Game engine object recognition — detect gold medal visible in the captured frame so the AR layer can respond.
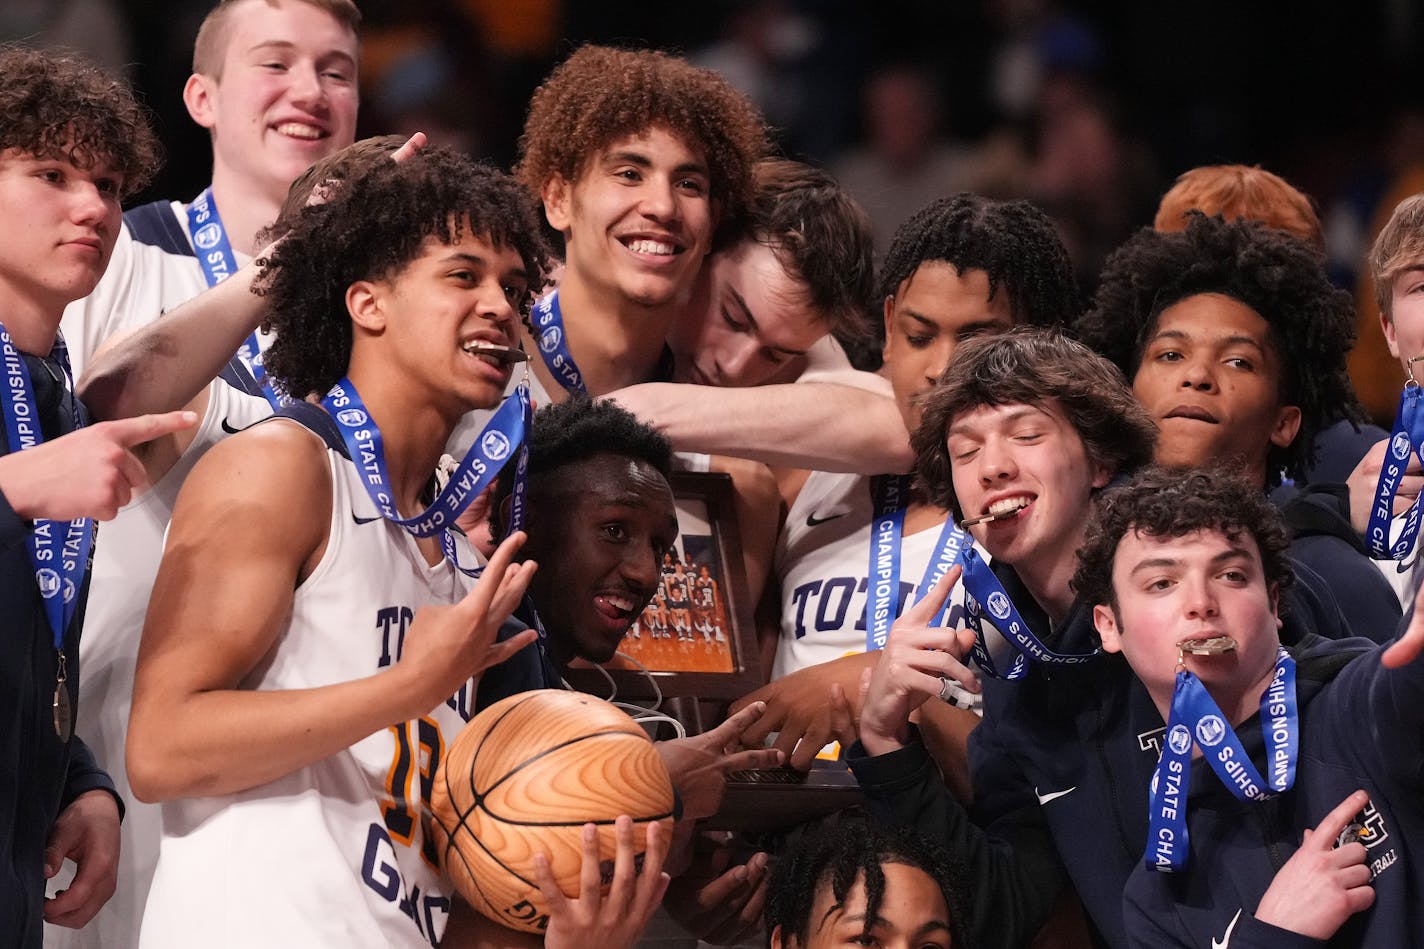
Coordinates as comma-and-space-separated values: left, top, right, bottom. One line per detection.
1176, 635, 1238, 656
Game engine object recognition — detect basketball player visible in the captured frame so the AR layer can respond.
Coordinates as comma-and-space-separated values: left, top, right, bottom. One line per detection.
666, 562, 694, 643
765, 817, 969, 949
51, 6, 360, 944
0, 44, 185, 948
123, 149, 599, 947
730, 195, 1079, 780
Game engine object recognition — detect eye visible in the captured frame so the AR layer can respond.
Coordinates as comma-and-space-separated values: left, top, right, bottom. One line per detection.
759, 348, 786, 365
947, 441, 978, 463
36, 168, 63, 184
1223, 356, 1255, 371
906, 333, 933, 349
614, 167, 642, 183
1012, 430, 1044, 444
94, 176, 121, 196
448, 269, 474, 284
322, 68, 353, 82
721, 308, 749, 332
602, 523, 629, 542
260, 61, 288, 72
1146, 577, 1175, 592
503, 283, 527, 304
1220, 568, 1248, 583
1154, 349, 1183, 363
675, 176, 707, 196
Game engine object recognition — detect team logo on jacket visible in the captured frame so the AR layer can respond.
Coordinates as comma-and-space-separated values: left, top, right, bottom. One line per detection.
1167, 724, 1193, 755
1391, 431, 1411, 461
337, 408, 368, 427
986, 591, 1012, 621
1194, 715, 1226, 747
481, 430, 512, 461
1337, 800, 1390, 850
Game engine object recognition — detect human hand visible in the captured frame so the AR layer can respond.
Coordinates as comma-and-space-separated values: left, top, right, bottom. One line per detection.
1346, 436, 1424, 536
858, 566, 977, 757
0, 410, 196, 521
1255, 789, 1375, 939
662, 833, 769, 945
43, 790, 120, 928
654, 702, 783, 821
1383, 596, 1424, 668
539, 816, 671, 949
391, 131, 428, 163
729, 652, 879, 770
396, 531, 537, 717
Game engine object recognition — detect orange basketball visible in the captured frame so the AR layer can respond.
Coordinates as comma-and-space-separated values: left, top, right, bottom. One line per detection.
429, 689, 675, 933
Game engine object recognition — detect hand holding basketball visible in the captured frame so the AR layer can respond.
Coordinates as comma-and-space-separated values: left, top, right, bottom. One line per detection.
539, 816, 670, 949
394, 531, 537, 718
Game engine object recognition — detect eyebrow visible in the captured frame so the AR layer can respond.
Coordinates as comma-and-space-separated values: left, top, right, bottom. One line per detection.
246, 40, 357, 69
603, 150, 709, 179
1147, 327, 1268, 356
440, 252, 527, 282
726, 286, 810, 358
1126, 546, 1255, 576
947, 404, 1047, 438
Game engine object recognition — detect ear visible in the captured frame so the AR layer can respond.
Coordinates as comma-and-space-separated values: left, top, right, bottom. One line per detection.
542, 174, 573, 233
881, 294, 896, 363
769, 924, 787, 949
1094, 602, 1123, 653
182, 73, 218, 130
1268, 404, 1303, 450
1090, 460, 1114, 491
1268, 581, 1283, 634
345, 280, 387, 334
1381, 306, 1401, 360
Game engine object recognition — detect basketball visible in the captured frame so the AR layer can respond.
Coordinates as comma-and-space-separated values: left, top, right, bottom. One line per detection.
429, 689, 676, 933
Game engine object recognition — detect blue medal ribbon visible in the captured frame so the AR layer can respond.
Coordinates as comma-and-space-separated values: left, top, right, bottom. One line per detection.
1145, 647, 1297, 872
0, 326, 95, 676
321, 377, 529, 573
186, 189, 286, 409
1365, 383, 1424, 561
960, 548, 1097, 679
529, 290, 587, 396
864, 475, 911, 651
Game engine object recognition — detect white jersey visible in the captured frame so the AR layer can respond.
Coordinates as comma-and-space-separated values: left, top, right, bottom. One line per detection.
48, 200, 270, 949
59, 199, 249, 377
774, 470, 981, 710
140, 412, 477, 948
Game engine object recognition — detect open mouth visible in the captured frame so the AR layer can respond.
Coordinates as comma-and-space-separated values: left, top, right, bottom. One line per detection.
621, 236, 679, 257
961, 495, 1033, 528
274, 121, 327, 141
594, 591, 643, 622
461, 339, 527, 365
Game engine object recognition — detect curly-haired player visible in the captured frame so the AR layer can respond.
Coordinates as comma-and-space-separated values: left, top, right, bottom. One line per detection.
126, 149, 669, 948
765, 816, 972, 949
0, 44, 184, 948
1074, 466, 1424, 949
513, 44, 767, 403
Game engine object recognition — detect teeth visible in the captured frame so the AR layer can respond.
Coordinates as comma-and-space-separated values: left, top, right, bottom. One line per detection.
275, 122, 323, 140
605, 594, 637, 613
988, 497, 1030, 516
462, 340, 498, 353
626, 239, 674, 256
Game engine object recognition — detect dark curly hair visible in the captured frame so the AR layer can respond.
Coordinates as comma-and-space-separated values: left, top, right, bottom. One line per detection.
1074, 212, 1366, 484
492, 395, 672, 538
878, 194, 1080, 329
256, 146, 551, 399
514, 45, 767, 227
741, 158, 875, 341
258, 134, 406, 245
765, 815, 972, 949
1072, 466, 1294, 611
0, 43, 161, 199
914, 327, 1156, 514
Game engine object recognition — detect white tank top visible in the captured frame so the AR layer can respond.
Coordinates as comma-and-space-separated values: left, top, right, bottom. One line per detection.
140, 413, 478, 948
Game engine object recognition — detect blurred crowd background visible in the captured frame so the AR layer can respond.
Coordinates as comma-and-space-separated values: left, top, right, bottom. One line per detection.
9, 0, 1424, 420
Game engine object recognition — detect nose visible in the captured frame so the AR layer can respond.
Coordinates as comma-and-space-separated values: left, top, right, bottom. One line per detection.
638, 175, 678, 223
70, 179, 110, 226
977, 435, 1018, 485
1182, 575, 1219, 620
715, 337, 760, 387
623, 544, 662, 592
925, 338, 954, 385
477, 280, 519, 340
288, 62, 329, 112
1177, 355, 1215, 391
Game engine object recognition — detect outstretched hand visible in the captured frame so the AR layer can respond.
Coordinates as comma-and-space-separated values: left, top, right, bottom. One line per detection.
0, 410, 197, 521
654, 701, 783, 821
397, 530, 537, 717
858, 565, 977, 756
728, 652, 878, 770
1254, 789, 1375, 939
539, 817, 671, 949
